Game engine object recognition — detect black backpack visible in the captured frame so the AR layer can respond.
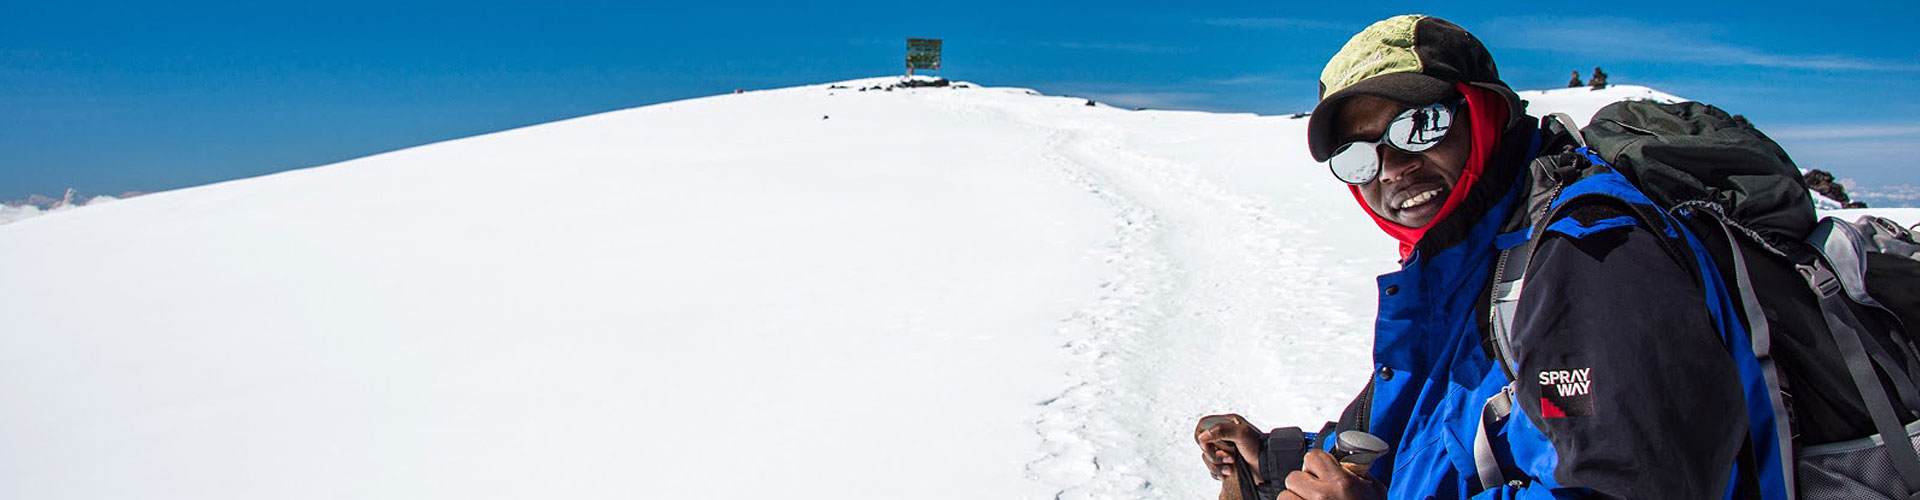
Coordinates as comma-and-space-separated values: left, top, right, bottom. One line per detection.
1485, 100, 1920, 499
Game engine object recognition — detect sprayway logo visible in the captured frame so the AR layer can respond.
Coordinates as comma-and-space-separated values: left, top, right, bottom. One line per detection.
1537, 367, 1595, 418
1538, 368, 1591, 397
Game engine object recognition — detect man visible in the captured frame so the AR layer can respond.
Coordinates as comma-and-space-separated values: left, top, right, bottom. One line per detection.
1195, 15, 1753, 499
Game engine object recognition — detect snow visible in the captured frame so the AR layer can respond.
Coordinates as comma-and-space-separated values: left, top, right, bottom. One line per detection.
1811, 189, 1848, 210
0, 204, 45, 224
1821, 208, 1920, 227
0, 76, 1911, 499
1516, 84, 1686, 126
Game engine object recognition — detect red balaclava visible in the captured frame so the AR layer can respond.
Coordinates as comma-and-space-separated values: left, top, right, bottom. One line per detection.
1348, 82, 1511, 259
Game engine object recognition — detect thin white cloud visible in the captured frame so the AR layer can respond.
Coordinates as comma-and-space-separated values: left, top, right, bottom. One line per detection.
1768, 136, 1918, 187
1849, 183, 1920, 202
1478, 16, 1920, 72
1199, 17, 1350, 31
1769, 125, 1920, 140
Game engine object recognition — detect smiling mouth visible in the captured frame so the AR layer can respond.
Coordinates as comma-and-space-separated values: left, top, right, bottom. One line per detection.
1397, 187, 1445, 210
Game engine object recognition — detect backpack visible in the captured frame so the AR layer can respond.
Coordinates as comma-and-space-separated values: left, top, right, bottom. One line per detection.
1479, 100, 1920, 499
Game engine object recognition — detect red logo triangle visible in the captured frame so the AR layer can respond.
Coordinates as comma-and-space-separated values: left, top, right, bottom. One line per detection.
1540, 398, 1567, 418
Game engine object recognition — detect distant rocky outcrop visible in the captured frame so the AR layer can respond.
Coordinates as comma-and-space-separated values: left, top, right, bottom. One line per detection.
897, 77, 950, 88
858, 77, 952, 92
17, 193, 68, 208
5, 189, 145, 209
1, 189, 145, 225
1805, 170, 1868, 208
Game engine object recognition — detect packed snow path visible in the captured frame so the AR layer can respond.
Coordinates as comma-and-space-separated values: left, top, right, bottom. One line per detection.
7, 77, 1850, 499
933, 90, 1383, 499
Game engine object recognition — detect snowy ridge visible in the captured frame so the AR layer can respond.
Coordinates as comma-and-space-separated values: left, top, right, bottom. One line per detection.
2, 77, 1912, 500
1516, 84, 1686, 126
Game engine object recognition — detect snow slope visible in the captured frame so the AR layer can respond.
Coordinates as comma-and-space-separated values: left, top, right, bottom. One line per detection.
1, 78, 1898, 499
1517, 84, 1685, 126
1, 76, 1378, 500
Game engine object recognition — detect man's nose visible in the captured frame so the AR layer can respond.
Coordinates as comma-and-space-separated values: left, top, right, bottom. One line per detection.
1376, 146, 1421, 183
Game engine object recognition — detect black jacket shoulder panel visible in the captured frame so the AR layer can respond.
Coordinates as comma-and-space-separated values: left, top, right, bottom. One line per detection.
1509, 208, 1748, 499
1512, 204, 1758, 496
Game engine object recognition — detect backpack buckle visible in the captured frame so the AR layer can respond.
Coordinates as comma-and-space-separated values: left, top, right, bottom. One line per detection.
1798, 263, 1843, 299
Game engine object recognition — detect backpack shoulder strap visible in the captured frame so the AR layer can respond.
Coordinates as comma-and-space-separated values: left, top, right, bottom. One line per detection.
1486, 235, 1531, 380
1687, 207, 1798, 495
1475, 230, 1533, 491
1484, 113, 1586, 378
1543, 112, 1586, 149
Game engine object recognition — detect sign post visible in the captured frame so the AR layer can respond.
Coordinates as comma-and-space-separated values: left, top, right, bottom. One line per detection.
906, 38, 942, 76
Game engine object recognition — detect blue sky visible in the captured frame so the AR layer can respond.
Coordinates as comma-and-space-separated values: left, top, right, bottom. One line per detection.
4, 1, 1917, 203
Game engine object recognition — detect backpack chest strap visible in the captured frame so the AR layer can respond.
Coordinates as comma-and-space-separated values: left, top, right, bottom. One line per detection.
1474, 383, 1518, 490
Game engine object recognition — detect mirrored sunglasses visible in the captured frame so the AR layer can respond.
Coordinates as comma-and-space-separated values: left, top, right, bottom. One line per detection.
1326, 100, 1461, 185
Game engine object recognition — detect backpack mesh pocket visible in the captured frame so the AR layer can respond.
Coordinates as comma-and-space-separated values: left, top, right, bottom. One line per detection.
1798, 421, 1920, 499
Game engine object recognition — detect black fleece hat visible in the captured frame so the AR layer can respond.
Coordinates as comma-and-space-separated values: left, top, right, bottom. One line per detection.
1306, 15, 1522, 162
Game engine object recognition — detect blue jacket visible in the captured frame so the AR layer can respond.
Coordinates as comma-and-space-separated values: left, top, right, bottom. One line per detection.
1294, 128, 1785, 499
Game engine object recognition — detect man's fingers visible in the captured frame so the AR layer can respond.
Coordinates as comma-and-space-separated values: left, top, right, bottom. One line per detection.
1196, 414, 1247, 437
1197, 414, 1267, 487
1197, 424, 1250, 446
1284, 469, 1322, 498
1300, 449, 1348, 480
1288, 450, 1380, 499
1202, 450, 1238, 479
1199, 450, 1223, 478
1196, 426, 1219, 443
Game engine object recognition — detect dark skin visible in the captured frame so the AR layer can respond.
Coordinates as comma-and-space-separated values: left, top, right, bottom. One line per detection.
1195, 414, 1384, 500
1192, 96, 1474, 499
1339, 95, 1474, 229
1194, 413, 1265, 478
1280, 451, 1386, 500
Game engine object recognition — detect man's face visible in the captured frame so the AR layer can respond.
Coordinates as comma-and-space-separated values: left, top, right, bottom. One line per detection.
1333, 95, 1474, 228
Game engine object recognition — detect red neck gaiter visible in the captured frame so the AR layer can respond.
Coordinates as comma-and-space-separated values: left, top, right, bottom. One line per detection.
1348, 82, 1510, 259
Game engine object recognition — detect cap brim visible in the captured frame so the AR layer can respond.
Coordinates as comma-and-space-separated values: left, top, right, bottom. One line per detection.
1306, 72, 1456, 162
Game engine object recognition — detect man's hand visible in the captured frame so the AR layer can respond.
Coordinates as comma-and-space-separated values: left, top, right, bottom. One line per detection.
1194, 413, 1264, 481
1279, 450, 1385, 500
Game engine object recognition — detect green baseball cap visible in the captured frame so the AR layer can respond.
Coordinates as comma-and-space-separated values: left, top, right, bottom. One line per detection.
1306, 15, 1522, 162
